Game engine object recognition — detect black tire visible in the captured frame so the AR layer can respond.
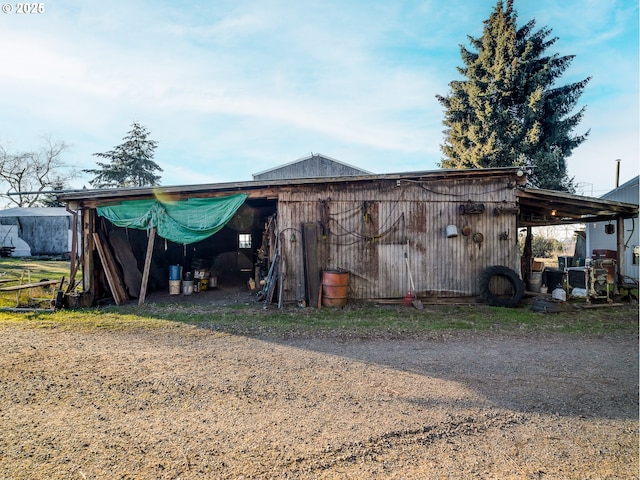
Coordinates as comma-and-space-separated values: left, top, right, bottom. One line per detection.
530, 297, 565, 313
479, 265, 525, 307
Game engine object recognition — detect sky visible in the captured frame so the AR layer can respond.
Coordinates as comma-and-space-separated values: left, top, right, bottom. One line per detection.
0, 0, 638, 198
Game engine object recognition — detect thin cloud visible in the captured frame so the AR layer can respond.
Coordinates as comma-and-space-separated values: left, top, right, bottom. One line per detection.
0, 0, 636, 193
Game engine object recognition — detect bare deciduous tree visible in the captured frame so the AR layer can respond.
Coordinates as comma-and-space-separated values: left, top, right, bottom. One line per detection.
0, 137, 78, 207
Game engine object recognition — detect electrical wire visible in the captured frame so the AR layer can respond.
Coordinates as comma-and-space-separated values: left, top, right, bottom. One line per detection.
400, 178, 511, 197
625, 216, 635, 248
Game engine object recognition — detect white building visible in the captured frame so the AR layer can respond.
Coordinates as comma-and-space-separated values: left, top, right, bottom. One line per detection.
586, 176, 639, 280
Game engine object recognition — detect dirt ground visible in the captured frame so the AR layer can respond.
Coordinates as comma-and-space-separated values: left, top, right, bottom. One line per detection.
0, 300, 638, 479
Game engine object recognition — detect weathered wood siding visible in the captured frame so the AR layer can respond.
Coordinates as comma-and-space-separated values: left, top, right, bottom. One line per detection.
277, 175, 520, 302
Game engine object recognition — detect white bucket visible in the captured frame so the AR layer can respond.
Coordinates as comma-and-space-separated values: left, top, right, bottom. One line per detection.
169, 280, 181, 295
552, 287, 566, 302
446, 225, 458, 238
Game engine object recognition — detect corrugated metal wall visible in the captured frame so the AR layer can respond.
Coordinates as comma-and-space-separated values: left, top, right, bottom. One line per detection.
277, 175, 521, 302
254, 156, 368, 181
0, 216, 71, 255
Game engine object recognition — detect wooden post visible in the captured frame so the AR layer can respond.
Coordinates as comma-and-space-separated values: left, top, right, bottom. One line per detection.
521, 226, 533, 285
83, 209, 95, 295
66, 207, 78, 294
302, 223, 321, 308
617, 216, 625, 278
138, 227, 156, 305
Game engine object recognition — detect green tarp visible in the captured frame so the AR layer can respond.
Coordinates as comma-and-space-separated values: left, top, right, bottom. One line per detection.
96, 194, 248, 244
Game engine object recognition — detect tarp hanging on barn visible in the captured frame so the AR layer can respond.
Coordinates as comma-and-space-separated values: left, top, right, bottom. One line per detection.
96, 194, 248, 244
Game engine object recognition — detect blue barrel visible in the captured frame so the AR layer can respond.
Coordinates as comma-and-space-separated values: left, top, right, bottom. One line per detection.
169, 265, 181, 280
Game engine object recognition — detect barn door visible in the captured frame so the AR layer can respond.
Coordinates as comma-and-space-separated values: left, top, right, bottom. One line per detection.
377, 244, 406, 298
237, 233, 254, 273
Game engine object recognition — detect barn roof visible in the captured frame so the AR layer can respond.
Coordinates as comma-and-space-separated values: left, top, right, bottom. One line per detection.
252, 153, 371, 180
57, 166, 524, 204
56, 166, 638, 227
516, 187, 638, 226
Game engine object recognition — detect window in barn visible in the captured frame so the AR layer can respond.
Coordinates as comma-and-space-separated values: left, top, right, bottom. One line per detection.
239, 233, 252, 249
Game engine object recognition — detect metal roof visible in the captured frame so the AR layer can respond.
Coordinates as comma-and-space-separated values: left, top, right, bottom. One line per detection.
600, 175, 639, 203
55, 166, 638, 227
0, 207, 71, 217
516, 187, 638, 226
57, 166, 526, 204
251, 153, 372, 178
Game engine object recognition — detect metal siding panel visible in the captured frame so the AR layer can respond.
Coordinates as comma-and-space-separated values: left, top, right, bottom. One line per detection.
254, 156, 369, 180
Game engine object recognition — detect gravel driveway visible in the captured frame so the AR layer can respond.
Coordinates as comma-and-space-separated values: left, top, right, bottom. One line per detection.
0, 322, 637, 479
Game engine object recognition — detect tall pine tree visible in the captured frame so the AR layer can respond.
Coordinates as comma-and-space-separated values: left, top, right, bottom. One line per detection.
436, 0, 590, 191
84, 122, 162, 188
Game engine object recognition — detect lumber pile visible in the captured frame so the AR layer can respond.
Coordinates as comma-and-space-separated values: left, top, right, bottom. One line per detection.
93, 232, 128, 305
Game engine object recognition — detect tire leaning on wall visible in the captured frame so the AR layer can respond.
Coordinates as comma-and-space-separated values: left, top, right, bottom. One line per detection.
479, 265, 526, 307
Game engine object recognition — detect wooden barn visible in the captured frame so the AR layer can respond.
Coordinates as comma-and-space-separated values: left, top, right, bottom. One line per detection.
56, 166, 638, 307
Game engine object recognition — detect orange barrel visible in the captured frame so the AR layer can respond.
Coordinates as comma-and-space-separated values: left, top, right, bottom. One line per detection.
321, 270, 349, 307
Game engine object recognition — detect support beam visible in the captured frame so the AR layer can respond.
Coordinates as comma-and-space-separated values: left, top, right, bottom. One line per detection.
138, 227, 156, 305
617, 216, 625, 277
83, 209, 95, 295
66, 207, 78, 294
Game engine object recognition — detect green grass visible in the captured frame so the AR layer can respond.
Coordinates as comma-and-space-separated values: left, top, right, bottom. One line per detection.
0, 257, 69, 281
0, 301, 636, 337
42, 300, 634, 337
0, 258, 636, 337
0, 258, 74, 308
0, 300, 636, 337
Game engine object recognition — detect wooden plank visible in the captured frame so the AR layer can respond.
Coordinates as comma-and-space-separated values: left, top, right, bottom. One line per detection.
277, 248, 284, 309
0, 307, 60, 312
302, 222, 321, 308
266, 253, 279, 305
265, 234, 280, 305
92, 232, 126, 305
0, 279, 60, 292
107, 229, 143, 298
365, 296, 480, 305
83, 208, 95, 295
66, 209, 78, 294
138, 227, 156, 306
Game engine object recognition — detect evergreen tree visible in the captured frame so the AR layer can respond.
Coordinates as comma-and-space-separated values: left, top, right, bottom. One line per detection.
84, 122, 162, 188
436, 0, 590, 192
40, 179, 66, 207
